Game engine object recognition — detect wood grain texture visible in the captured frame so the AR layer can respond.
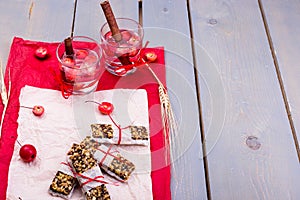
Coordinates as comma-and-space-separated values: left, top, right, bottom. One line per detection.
0, 0, 31, 67
143, 0, 208, 199
74, 0, 138, 41
190, 0, 300, 199
0, 0, 75, 67
260, 0, 300, 157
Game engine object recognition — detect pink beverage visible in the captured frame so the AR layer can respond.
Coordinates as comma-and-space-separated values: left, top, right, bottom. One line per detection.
59, 49, 101, 94
56, 36, 102, 96
100, 18, 144, 76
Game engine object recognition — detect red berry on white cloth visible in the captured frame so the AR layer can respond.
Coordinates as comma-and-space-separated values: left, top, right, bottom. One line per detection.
32, 105, 44, 116
19, 144, 37, 163
98, 102, 114, 115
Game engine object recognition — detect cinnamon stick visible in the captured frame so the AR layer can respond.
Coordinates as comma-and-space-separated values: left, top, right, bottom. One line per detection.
100, 0, 122, 42
64, 37, 74, 56
100, 0, 132, 66
118, 56, 132, 65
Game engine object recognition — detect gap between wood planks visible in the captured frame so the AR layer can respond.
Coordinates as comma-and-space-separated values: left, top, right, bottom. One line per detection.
258, 0, 300, 162
28, 1, 34, 20
186, 0, 212, 199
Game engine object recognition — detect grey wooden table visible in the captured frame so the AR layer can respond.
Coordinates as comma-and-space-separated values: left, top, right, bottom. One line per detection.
0, 0, 299, 199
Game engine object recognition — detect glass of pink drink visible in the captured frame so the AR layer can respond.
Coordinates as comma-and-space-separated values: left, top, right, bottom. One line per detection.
56, 36, 102, 96
100, 18, 144, 76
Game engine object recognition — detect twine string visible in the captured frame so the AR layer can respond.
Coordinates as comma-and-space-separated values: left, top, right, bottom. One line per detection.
61, 162, 119, 187
108, 114, 131, 145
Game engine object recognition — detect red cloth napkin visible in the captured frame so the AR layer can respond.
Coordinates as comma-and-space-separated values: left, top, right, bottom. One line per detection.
0, 37, 171, 200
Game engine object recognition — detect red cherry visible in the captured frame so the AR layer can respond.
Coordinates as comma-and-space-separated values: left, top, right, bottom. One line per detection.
19, 144, 37, 163
98, 102, 114, 115
62, 57, 75, 67
145, 52, 157, 62
32, 105, 44, 116
104, 31, 113, 39
121, 30, 132, 41
85, 101, 114, 115
20, 105, 45, 116
35, 46, 48, 59
63, 68, 77, 83
75, 49, 88, 59
128, 35, 140, 46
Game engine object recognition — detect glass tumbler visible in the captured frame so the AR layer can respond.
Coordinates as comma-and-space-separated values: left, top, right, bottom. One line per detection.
56, 36, 102, 97
100, 18, 144, 76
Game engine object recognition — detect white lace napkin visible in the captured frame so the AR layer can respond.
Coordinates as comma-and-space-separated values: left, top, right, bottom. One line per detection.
7, 85, 152, 200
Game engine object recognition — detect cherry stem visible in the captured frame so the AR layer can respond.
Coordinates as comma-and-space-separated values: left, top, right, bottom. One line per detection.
108, 114, 134, 130
16, 140, 22, 147
20, 105, 33, 109
143, 41, 150, 49
108, 114, 119, 128
135, 41, 150, 65
85, 100, 101, 105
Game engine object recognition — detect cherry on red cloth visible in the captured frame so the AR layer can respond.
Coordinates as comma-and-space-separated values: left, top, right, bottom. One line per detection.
0, 37, 171, 200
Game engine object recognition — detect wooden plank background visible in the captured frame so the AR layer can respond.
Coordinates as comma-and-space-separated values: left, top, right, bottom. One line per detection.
190, 0, 300, 199
260, 0, 300, 157
0, 0, 299, 199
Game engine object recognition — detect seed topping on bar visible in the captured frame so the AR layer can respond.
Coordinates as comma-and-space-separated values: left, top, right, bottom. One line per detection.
91, 124, 113, 139
80, 136, 100, 153
49, 171, 76, 196
85, 184, 111, 200
130, 125, 148, 140
67, 143, 97, 174
108, 154, 135, 181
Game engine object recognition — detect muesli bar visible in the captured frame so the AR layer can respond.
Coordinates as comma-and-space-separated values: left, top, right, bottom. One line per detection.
80, 136, 101, 154
91, 124, 113, 139
86, 185, 110, 200
94, 145, 135, 181
67, 143, 111, 199
130, 125, 148, 140
49, 163, 77, 199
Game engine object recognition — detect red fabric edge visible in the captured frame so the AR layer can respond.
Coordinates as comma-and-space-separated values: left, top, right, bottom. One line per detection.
0, 37, 171, 200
